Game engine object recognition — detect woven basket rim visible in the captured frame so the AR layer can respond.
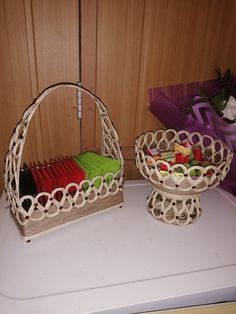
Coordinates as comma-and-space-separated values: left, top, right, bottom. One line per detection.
135, 128, 233, 194
135, 128, 233, 164
4, 82, 124, 233
4, 82, 124, 197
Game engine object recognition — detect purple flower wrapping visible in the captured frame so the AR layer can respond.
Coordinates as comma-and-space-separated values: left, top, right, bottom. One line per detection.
148, 80, 236, 196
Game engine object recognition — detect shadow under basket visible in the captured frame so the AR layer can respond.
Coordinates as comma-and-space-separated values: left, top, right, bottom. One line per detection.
4, 83, 124, 240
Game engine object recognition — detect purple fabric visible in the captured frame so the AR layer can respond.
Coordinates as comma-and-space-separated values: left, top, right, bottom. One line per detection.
190, 98, 236, 152
149, 92, 219, 139
148, 79, 219, 110
149, 91, 236, 196
149, 76, 236, 110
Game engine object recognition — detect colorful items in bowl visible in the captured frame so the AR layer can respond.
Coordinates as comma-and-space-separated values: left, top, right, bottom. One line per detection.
135, 129, 233, 226
146, 140, 212, 177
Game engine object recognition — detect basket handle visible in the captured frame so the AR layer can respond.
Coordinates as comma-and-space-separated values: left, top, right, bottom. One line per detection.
4, 82, 124, 199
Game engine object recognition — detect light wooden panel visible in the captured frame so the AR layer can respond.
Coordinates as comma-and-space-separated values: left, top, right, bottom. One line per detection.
2, 0, 236, 190
31, 0, 80, 161
0, 0, 81, 193
143, 302, 236, 314
95, 0, 145, 147
0, 0, 37, 192
135, 0, 236, 136
81, 0, 236, 180
80, 0, 97, 151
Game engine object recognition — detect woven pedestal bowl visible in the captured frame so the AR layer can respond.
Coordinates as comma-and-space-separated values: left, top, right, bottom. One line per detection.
135, 129, 233, 226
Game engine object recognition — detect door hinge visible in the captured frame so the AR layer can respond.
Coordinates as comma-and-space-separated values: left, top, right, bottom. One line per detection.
77, 81, 82, 119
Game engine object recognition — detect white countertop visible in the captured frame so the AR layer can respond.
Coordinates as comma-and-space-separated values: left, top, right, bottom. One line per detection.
0, 180, 236, 314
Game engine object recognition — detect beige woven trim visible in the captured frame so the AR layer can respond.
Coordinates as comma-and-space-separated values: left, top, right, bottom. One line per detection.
4, 83, 124, 229
135, 129, 233, 195
147, 188, 202, 226
12, 191, 123, 238
15, 170, 123, 225
135, 129, 233, 225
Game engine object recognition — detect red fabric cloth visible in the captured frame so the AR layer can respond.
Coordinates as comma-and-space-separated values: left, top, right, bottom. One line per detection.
27, 157, 86, 201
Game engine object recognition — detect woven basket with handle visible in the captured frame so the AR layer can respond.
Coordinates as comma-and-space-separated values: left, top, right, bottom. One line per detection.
4, 83, 124, 240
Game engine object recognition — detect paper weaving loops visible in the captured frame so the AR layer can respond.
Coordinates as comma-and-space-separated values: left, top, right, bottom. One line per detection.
135, 129, 233, 225
4, 83, 124, 239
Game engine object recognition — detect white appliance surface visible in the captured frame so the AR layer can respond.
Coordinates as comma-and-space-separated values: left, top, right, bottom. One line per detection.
0, 180, 236, 314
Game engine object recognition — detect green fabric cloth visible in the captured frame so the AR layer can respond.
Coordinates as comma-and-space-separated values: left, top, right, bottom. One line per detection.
74, 152, 120, 188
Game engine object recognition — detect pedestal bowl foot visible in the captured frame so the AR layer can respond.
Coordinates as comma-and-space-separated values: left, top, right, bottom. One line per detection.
147, 188, 202, 225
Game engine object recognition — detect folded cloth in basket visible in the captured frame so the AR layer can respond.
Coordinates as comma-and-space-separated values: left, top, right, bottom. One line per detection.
75, 152, 120, 188
19, 164, 38, 210
19, 163, 37, 197
19, 158, 86, 205
19, 152, 119, 202
60, 158, 86, 185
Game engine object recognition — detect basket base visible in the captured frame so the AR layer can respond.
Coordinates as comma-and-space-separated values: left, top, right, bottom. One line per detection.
146, 188, 202, 225
11, 191, 123, 240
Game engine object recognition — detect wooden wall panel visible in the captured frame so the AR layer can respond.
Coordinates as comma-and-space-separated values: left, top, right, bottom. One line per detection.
135, 0, 236, 136
0, 0, 80, 193
30, 0, 80, 161
0, 0, 37, 192
2, 0, 236, 191
145, 301, 236, 314
81, 0, 236, 180
95, 0, 145, 147
80, 0, 97, 151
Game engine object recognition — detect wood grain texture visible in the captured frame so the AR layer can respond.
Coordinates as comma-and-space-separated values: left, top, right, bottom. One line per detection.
81, 0, 236, 180
0, 0, 37, 192
95, 0, 145, 147
23, 0, 43, 162
1, 0, 236, 192
31, 0, 80, 161
144, 302, 236, 314
135, 0, 236, 136
80, 0, 98, 151
0, 0, 80, 193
